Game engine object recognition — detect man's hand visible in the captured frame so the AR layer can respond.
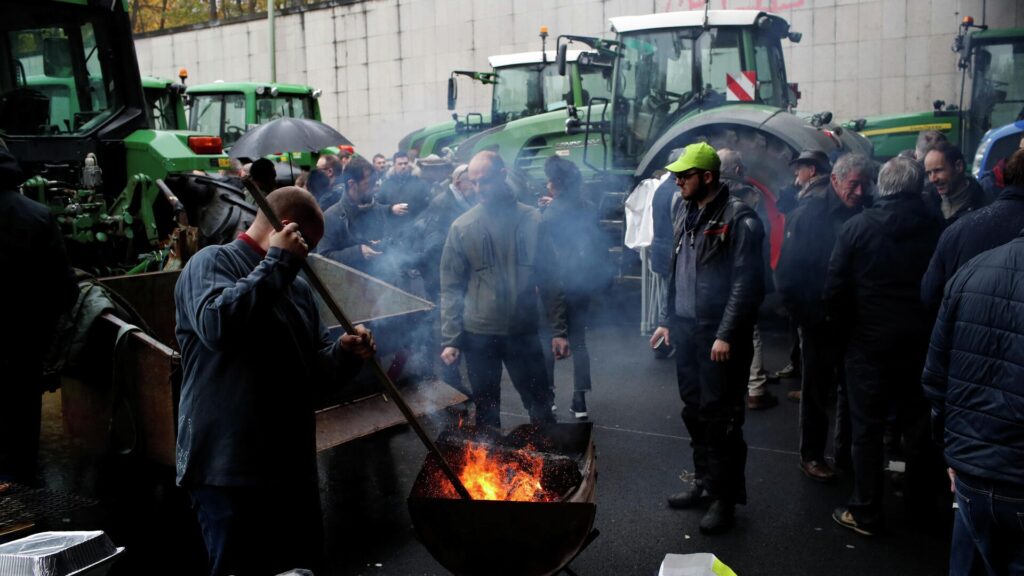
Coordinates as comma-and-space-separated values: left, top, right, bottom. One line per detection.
340, 324, 376, 359
552, 337, 571, 360
360, 244, 383, 260
537, 196, 553, 208
650, 326, 671, 349
948, 467, 956, 494
270, 221, 308, 258
711, 339, 731, 362
441, 346, 460, 365
391, 203, 410, 216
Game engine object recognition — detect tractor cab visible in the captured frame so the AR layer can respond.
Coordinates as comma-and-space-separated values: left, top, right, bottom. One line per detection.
962, 28, 1024, 163
142, 75, 188, 131
186, 81, 322, 149
560, 10, 797, 171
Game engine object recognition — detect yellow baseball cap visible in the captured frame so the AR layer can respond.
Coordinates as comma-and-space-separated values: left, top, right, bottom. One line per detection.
665, 142, 721, 173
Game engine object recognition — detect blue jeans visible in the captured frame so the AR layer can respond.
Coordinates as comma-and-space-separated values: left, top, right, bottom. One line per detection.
951, 473, 1024, 575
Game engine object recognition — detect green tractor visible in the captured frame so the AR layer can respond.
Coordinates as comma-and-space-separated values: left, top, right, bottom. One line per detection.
454, 9, 871, 278
186, 80, 329, 168
3, 0, 251, 275
142, 74, 188, 131
398, 37, 610, 158
849, 17, 1024, 164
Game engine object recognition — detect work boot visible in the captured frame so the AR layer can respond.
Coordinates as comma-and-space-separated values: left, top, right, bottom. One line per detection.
667, 484, 707, 509
773, 362, 800, 379
800, 460, 837, 483
699, 500, 735, 535
570, 391, 588, 419
746, 391, 778, 410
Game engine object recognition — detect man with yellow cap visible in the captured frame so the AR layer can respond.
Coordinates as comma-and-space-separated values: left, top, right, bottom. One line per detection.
649, 142, 765, 534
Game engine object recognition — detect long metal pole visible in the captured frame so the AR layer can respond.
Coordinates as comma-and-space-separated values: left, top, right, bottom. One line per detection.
242, 179, 472, 500
269, 0, 276, 83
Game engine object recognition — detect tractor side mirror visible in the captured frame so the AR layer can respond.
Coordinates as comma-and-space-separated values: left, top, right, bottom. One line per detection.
447, 77, 457, 111
557, 44, 568, 77
43, 37, 72, 77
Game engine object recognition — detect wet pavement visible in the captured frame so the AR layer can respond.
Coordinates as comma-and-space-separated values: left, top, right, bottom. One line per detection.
21, 291, 951, 575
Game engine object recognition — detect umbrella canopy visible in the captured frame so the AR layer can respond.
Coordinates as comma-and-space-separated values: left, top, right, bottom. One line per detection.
228, 117, 352, 160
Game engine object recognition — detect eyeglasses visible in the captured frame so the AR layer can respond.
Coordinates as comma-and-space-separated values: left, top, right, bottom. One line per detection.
676, 170, 703, 181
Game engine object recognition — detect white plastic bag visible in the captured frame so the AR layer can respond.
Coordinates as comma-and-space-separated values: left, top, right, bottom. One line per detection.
624, 173, 670, 249
659, 552, 737, 576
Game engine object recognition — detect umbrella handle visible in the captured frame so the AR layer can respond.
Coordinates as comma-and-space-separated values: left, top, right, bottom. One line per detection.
240, 177, 473, 501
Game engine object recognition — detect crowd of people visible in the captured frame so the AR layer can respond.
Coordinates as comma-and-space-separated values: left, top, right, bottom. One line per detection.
647, 133, 1024, 576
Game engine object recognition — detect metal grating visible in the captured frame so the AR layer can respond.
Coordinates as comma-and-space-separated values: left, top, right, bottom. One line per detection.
0, 483, 98, 533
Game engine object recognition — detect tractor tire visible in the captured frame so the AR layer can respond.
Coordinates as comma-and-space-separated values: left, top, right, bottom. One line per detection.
168, 174, 257, 248
689, 123, 797, 195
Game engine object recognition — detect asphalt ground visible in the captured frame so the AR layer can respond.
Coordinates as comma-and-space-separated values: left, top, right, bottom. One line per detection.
24, 289, 952, 575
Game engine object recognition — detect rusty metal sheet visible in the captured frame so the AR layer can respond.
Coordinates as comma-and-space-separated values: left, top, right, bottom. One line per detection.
99, 271, 181, 349
315, 380, 467, 452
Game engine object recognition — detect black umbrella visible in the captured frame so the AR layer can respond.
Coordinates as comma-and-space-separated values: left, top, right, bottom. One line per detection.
228, 117, 352, 160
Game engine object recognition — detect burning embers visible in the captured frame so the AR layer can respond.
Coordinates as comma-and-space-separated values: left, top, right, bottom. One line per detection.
432, 441, 563, 502
408, 423, 598, 576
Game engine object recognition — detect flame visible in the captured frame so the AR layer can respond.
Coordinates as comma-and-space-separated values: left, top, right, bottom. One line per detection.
435, 441, 556, 502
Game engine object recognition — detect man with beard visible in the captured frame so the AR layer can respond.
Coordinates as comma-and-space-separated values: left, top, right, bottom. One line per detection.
775, 153, 873, 483
378, 150, 430, 219
317, 156, 397, 282
439, 151, 569, 430
650, 142, 765, 535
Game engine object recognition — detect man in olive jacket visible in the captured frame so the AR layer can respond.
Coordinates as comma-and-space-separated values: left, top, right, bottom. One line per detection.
650, 142, 765, 535
440, 151, 569, 430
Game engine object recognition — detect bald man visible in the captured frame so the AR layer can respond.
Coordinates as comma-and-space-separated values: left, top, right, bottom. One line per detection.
440, 151, 569, 429
174, 186, 375, 576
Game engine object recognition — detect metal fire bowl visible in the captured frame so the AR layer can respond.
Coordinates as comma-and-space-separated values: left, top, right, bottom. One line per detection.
407, 423, 597, 576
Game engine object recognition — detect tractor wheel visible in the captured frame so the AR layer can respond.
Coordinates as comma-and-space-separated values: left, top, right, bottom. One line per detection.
168, 174, 257, 247
691, 123, 797, 195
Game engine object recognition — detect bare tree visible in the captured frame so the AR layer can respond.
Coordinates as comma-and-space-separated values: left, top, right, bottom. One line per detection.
209, 0, 218, 20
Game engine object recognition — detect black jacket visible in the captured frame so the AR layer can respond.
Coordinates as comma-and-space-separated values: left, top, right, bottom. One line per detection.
921, 185, 1024, 310
377, 174, 432, 219
825, 192, 943, 350
923, 176, 990, 226
412, 185, 474, 298
922, 233, 1024, 486
658, 185, 765, 344
317, 195, 395, 278
0, 151, 77, 378
541, 190, 611, 296
775, 184, 860, 323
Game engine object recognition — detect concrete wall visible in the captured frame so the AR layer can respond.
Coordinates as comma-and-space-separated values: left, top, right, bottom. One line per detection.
134, 0, 1024, 157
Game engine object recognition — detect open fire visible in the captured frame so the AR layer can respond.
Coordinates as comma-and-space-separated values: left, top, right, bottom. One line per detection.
433, 441, 558, 502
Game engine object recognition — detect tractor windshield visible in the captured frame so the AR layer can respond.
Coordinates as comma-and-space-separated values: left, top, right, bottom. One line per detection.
492, 64, 566, 124
612, 25, 787, 163
145, 87, 181, 131
189, 93, 248, 147
0, 8, 119, 136
255, 94, 315, 123
967, 37, 1024, 155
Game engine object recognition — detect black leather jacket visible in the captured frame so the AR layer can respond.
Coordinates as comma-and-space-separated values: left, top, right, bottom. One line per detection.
657, 185, 765, 343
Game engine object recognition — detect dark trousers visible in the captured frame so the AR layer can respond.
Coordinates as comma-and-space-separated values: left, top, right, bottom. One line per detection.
543, 294, 592, 394
845, 344, 935, 529
798, 321, 850, 464
189, 482, 324, 576
462, 332, 556, 429
0, 374, 42, 483
951, 473, 1024, 576
674, 318, 753, 505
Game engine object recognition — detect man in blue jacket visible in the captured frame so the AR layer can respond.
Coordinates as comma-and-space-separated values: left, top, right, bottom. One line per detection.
922, 230, 1024, 575
175, 186, 375, 576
